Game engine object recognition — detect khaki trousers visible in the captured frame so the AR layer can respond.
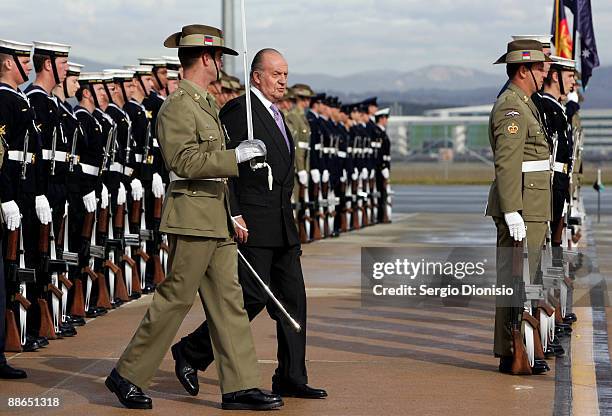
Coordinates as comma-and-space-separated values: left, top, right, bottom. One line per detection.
492, 217, 547, 357
116, 235, 260, 393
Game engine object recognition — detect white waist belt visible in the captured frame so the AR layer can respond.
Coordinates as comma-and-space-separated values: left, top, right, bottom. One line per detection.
337, 151, 347, 158
522, 160, 551, 173
7, 150, 34, 162
314, 143, 322, 150
124, 167, 134, 176
42, 149, 69, 162
553, 162, 568, 174
109, 162, 124, 173
347, 147, 353, 153
134, 154, 143, 162
169, 171, 224, 183
80, 163, 99, 176
297, 141, 309, 149
153, 138, 159, 148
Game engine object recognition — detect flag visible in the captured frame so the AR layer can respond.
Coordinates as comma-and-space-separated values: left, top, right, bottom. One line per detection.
204, 36, 214, 46
564, 0, 600, 87
551, 0, 573, 58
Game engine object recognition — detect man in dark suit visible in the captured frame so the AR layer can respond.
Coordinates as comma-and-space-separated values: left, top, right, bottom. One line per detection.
171, 48, 327, 400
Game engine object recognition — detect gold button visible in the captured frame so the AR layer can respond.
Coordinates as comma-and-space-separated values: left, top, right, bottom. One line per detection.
530, 183, 534, 187
209, 135, 213, 139
192, 191, 197, 195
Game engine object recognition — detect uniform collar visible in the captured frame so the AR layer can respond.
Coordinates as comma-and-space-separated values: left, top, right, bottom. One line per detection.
179, 79, 209, 103
507, 82, 531, 104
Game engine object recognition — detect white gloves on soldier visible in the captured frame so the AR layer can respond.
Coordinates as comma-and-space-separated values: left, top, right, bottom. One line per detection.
322, 169, 330, 183
504, 211, 526, 241
100, 184, 109, 210
382, 167, 390, 179
351, 168, 359, 181
340, 169, 347, 183
235, 139, 267, 163
1, 200, 21, 230
35, 195, 52, 224
361, 168, 369, 180
152, 173, 164, 198
297, 170, 308, 186
369, 169, 376, 180
82, 190, 97, 213
131, 178, 143, 201
310, 169, 321, 184
117, 182, 127, 206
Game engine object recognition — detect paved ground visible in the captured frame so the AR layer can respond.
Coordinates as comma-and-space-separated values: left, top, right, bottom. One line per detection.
1, 186, 610, 415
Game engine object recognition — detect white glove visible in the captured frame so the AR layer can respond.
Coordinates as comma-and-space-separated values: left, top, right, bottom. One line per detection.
297, 170, 308, 186
322, 169, 330, 183
310, 169, 321, 184
35, 195, 52, 224
235, 139, 267, 163
340, 169, 347, 183
382, 167, 390, 179
361, 168, 369, 180
82, 190, 97, 213
351, 168, 359, 181
131, 178, 143, 201
504, 212, 526, 242
117, 182, 127, 205
152, 173, 164, 198
567, 91, 579, 104
1, 200, 21, 231
369, 169, 376, 179
100, 184, 109, 209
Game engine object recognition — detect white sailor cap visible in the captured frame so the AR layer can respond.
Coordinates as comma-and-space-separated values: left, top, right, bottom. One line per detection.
0, 39, 33, 56
67, 62, 84, 76
162, 55, 181, 69
511, 35, 552, 48
167, 69, 180, 80
550, 56, 577, 70
32, 41, 71, 57
375, 107, 390, 117
104, 69, 136, 81
138, 57, 167, 68
125, 65, 154, 75
79, 71, 110, 84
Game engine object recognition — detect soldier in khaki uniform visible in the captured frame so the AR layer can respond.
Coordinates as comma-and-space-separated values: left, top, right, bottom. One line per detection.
105, 24, 283, 411
485, 40, 552, 372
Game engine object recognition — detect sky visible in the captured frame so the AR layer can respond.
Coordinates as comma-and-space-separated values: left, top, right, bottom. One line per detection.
1, 0, 610, 77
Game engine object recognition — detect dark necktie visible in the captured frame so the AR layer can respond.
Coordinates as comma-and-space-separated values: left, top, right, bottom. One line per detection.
270, 104, 291, 152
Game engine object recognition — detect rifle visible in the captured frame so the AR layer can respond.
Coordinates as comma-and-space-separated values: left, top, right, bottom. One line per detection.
124, 121, 132, 175
510, 241, 531, 375
122, 209, 141, 298
20, 130, 29, 180
50, 126, 57, 176
100, 123, 115, 174
68, 127, 80, 173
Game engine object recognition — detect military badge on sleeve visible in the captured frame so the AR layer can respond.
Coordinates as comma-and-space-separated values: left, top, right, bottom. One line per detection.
507, 122, 519, 135
505, 110, 520, 117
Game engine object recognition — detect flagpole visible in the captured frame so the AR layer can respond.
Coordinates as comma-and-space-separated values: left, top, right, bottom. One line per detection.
571, 9, 578, 60
555, 0, 560, 53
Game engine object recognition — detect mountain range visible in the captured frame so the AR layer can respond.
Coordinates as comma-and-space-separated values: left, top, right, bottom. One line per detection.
71, 56, 612, 112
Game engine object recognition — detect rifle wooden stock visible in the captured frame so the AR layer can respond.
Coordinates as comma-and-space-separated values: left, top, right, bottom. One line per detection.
39, 223, 50, 254
58, 273, 73, 290
122, 255, 141, 294
114, 204, 125, 230
130, 200, 141, 225
298, 183, 306, 201
511, 328, 532, 375
299, 221, 308, 243
522, 311, 546, 360
153, 197, 162, 220
537, 300, 555, 317
70, 279, 85, 317
160, 242, 169, 252
312, 214, 322, 240
95, 272, 112, 309
38, 298, 58, 339
340, 209, 348, 233
135, 248, 150, 262
82, 211, 95, 239
82, 266, 98, 281
323, 211, 330, 238
352, 207, 361, 230
14, 293, 32, 309
5, 228, 19, 262
5, 309, 22, 352
97, 207, 109, 234
47, 283, 63, 298
113, 268, 129, 302
56, 216, 65, 248
152, 254, 164, 285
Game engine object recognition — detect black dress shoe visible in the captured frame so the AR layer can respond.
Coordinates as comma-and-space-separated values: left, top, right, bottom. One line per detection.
129, 292, 141, 300
222, 388, 283, 410
22, 337, 40, 352
532, 359, 550, 374
105, 368, 152, 409
272, 381, 328, 399
563, 313, 577, 323
34, 336, 49, 347
171, 343, 199, 396
60, 322, 77, 337
545, 345, 564, 357
66, 315, 86, 326
0, 363, 27, 379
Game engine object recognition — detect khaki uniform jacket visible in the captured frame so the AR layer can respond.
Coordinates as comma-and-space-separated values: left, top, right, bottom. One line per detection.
157, 79, 239, 238
285, 107, 310, 173
486, 83, 552, 222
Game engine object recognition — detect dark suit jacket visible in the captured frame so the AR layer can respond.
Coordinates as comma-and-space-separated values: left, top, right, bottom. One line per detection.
220, 91, 299, 247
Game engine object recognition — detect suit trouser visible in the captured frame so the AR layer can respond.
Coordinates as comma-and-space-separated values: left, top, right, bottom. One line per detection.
116, 234, 260, 393
493, 217, 547, 357
180, 244, 308, 385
